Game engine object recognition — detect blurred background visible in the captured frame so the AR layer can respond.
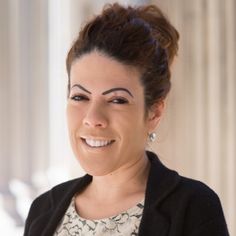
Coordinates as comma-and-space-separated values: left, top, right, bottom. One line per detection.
0, 0, 235, 235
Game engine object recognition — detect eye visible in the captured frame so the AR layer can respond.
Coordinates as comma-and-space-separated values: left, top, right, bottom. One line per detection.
109, 97, 128, 104
70, 95, 89, 101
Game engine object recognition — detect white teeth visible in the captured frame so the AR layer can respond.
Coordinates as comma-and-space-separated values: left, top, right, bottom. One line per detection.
85, 139, 113, 147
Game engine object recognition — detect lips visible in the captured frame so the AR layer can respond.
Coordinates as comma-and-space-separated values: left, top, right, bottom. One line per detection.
81, 137, 115, 148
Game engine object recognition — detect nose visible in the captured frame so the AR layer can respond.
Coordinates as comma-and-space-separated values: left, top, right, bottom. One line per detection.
82, 103, 108, 128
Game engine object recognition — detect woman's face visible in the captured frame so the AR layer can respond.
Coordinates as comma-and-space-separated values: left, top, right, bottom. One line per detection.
67, 51, 160, 176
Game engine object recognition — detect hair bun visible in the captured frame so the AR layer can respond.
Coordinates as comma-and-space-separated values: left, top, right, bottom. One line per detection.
137, 5, 179, 65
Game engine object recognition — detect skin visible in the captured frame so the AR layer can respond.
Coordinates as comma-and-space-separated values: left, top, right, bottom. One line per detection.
67, 50, 164, 219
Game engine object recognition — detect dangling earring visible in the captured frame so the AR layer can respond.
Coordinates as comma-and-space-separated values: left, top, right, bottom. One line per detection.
148, 132, 156, 142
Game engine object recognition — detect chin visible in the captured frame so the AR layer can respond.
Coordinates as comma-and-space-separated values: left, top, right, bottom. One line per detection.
76, 157, 116, 177
82, 166, 113, 177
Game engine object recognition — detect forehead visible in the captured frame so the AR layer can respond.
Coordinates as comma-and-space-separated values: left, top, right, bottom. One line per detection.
70, 51, 143, 91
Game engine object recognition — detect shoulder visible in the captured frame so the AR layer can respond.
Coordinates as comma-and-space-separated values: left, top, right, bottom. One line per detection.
25, 178, 78, 220
24, 175, 92, 235
176, 177, 229, 234
177, 177, 224, 216
174, 176, 223, 214
147, 151, 222, 206
147, 151, 221, 205
146, 152, 229, 235
177, 176, 220, 200
28, 174, 91, 211
162, 175, 229, 235
30, 178, 78, 207
149, 162, 224, 217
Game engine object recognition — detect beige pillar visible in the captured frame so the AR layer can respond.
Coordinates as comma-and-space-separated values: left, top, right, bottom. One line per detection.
6, 0, 49, 183
0, 0, 11, 191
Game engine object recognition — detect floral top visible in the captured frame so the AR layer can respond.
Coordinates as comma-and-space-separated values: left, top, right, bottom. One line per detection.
54, 197, 144, 236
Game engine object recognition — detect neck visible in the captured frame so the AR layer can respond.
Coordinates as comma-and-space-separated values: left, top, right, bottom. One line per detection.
87, 152, 150, 202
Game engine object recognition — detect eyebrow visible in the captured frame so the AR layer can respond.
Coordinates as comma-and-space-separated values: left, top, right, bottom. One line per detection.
102, 88, 133, 98
71, 84, 134, 98
71, 84, 91, 94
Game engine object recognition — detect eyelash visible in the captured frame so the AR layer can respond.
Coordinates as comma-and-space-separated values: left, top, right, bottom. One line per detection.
70, 95, 128, 105
109, 98, 128, 104
70, 95, 89, 101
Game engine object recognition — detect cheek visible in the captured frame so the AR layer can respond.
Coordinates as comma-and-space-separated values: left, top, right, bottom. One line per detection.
66, 105, 82, 131
117, 109, 148, 141
66, 107, 82, 153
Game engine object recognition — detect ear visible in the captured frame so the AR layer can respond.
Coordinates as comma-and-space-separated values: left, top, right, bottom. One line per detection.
147, 100, 165, 132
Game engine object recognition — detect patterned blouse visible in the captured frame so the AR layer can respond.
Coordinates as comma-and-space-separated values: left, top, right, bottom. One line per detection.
54, 197, 144, 236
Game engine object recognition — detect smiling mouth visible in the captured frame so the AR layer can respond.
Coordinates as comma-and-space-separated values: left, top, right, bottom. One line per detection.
81, 138, 115, 148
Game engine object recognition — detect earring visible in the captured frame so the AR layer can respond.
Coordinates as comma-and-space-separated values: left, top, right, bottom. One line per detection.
148, 132, 156, 142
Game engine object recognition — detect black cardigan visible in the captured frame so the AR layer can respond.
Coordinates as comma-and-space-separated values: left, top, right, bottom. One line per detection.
24, 152, 229, 236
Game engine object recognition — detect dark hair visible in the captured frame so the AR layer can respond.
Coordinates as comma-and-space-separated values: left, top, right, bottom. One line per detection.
66, 3, 179, 109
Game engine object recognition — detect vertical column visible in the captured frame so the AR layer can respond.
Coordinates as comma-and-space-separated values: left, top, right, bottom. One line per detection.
8, 0, 31, 182
26, 0, 49, 177
191, 0, 207, 180
8, 0, 49, 184
48, 0, 71, 182
225, 0, 235, 234
205, 0, 222, 191
0, 0, 10, 192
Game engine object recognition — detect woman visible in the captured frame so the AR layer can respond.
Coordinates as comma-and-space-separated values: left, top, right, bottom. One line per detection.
24, 3, 229, 236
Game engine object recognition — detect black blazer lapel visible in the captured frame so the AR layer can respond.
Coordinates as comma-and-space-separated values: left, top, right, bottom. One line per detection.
139, 207, 170, 236
138, 152, 181, 236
